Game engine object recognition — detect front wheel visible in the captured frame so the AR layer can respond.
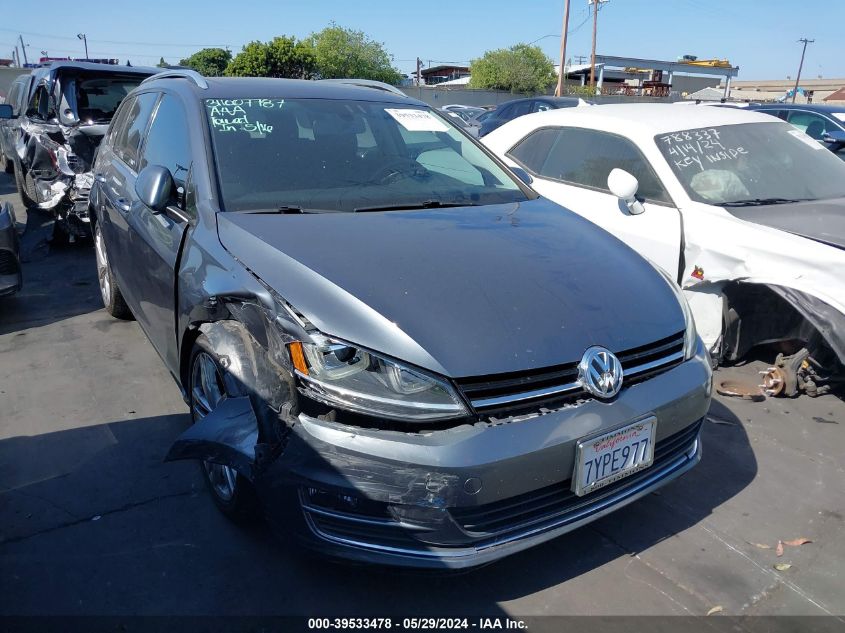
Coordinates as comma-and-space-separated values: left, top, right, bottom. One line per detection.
189, 336, 260, 522
94, 221, 133, 320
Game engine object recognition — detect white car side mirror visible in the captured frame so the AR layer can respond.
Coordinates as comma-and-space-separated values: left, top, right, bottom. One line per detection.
608, 168, 645, 215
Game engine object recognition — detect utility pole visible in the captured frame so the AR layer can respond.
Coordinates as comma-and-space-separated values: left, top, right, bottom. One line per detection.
589, 0, 606, 90
18, 35, 28, 65
792, 38, 813, 103
555, 0, 571, 97
14, 46, 20, 68
416, 57, 422, 86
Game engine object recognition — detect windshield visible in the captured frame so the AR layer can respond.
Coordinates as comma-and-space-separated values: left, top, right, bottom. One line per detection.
656, 121, 845, 205
204, 98, 527, 212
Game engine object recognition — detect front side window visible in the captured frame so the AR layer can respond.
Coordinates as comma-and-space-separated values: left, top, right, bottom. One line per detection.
140, 95, 191, 190
204, 98, 527, 212
113, 92, 158, 170
508, 127, 671, 203
656, 121, 845, 205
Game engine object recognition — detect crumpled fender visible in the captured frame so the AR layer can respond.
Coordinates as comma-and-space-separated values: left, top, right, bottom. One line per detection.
680, 204, 845, 361
164, 396, 259, 480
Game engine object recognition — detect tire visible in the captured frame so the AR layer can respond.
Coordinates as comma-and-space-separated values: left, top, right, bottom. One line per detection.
13, 160, 36, 208
189, 334, 261, 522
93, 221, 133, 320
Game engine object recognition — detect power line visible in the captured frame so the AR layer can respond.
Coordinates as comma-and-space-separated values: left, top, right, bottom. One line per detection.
0, 27, 229, 48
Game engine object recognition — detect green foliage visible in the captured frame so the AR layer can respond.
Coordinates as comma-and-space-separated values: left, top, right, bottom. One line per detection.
309, 24, 402, 85
225, 37, 316, 78
179, 48, 232, 77
469, 44, 557, 94
156, 57, 167, 68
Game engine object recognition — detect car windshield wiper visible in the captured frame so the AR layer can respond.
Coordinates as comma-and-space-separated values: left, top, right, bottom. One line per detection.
721, 197, 811, 207
354, 200, 478, 213
241, 206, 335, 214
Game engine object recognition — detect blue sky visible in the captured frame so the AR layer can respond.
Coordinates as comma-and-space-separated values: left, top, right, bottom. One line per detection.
2, 0, 843, 80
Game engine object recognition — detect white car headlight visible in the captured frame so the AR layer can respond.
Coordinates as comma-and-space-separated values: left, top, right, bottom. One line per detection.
654, 267, 698, 361
288, 334, 469, 422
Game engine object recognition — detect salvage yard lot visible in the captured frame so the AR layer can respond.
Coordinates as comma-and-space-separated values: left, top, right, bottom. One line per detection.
0, 170, 843, 618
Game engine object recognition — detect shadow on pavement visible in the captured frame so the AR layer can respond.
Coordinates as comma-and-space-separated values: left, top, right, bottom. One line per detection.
0, 399, 756, 616
0, 204, 100, 335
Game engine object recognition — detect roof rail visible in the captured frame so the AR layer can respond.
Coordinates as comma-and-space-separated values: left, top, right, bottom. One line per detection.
319, 78, 407, 97
142, 69, 209, 89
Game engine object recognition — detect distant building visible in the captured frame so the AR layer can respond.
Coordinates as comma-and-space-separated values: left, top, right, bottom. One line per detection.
724, 78, 845, 103
420, 65, 470, 86
822, 86, 845, 103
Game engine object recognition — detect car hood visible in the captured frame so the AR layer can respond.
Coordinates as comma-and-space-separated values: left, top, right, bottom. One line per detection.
725, 198, 845, 250
217, 199, 684, 378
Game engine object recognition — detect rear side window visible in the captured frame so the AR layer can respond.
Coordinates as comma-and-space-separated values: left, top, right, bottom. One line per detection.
113, 92, 158, 170
508, 127, 671, 203
140, 95, 192, 189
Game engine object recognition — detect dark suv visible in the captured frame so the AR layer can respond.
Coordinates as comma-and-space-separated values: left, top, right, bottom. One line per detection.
0, 62, 158, 241
90, 70, 710, 568
478, 96, 588, 137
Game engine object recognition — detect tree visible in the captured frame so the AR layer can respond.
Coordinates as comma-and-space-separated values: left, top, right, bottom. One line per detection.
469, 44, 556, 94
156, 57, 168, 68
309, 25, 402, 85
225, 37, 316, 78
180, 48, 232, 77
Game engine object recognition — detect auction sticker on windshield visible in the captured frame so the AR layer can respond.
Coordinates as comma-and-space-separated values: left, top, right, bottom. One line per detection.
573, 417, 656, 496
385, 108, 449, 132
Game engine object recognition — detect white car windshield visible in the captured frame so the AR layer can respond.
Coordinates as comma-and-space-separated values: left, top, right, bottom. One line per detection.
656, 121, 845, 206
205, 98, 527, 213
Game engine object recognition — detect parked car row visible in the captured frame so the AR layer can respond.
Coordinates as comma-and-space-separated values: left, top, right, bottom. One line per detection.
2, 65, 841, 570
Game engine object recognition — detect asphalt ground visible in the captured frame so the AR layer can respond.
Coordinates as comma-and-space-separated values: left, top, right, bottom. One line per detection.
0, 170, 843, 621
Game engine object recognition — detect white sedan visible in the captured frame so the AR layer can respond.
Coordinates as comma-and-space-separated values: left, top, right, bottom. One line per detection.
483, 104, 845, 397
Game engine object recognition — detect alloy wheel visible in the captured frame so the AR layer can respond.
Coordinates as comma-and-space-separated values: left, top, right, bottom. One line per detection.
94, 224, 112, 307
191, 351, 238, 502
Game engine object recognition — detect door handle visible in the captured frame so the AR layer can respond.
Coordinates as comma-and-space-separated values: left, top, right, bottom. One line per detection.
116, 198, 131, 213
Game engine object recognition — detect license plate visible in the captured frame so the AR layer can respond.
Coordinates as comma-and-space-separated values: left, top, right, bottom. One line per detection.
572, 417, 656, 496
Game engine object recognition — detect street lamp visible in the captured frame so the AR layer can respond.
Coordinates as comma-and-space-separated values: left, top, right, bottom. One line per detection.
77, 33, 88, 60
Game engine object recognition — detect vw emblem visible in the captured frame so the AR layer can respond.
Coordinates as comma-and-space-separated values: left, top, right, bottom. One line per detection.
578, 346, 623, 399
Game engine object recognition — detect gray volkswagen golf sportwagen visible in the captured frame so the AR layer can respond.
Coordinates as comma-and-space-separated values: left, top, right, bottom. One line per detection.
90, 70, 712, 568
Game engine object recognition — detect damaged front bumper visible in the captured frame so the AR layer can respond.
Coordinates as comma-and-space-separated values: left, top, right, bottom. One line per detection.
170, 341, 711, 568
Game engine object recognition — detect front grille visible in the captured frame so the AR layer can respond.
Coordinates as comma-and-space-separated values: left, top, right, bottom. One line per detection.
450, 419, 702, 539
0, 250, 19, 275
455, 330, 685, 415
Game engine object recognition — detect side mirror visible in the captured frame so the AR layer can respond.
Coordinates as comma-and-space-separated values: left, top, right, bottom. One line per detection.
135, 165, 174, 212
510, 166, 533, 186
0, 104, 13, 119
822, 129, 845, 144
607, 168, 644, 215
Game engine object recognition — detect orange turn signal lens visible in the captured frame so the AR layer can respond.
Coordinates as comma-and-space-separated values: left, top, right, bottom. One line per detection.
288, 341, 309, 375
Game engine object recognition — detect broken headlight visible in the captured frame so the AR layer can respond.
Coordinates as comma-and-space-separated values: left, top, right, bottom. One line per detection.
288, 335, 468, 422
654, 267, 698, 361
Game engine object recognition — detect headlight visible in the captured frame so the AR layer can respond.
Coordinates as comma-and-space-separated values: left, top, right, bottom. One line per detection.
654, 266, 698, 361
288, 334, 468, 422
